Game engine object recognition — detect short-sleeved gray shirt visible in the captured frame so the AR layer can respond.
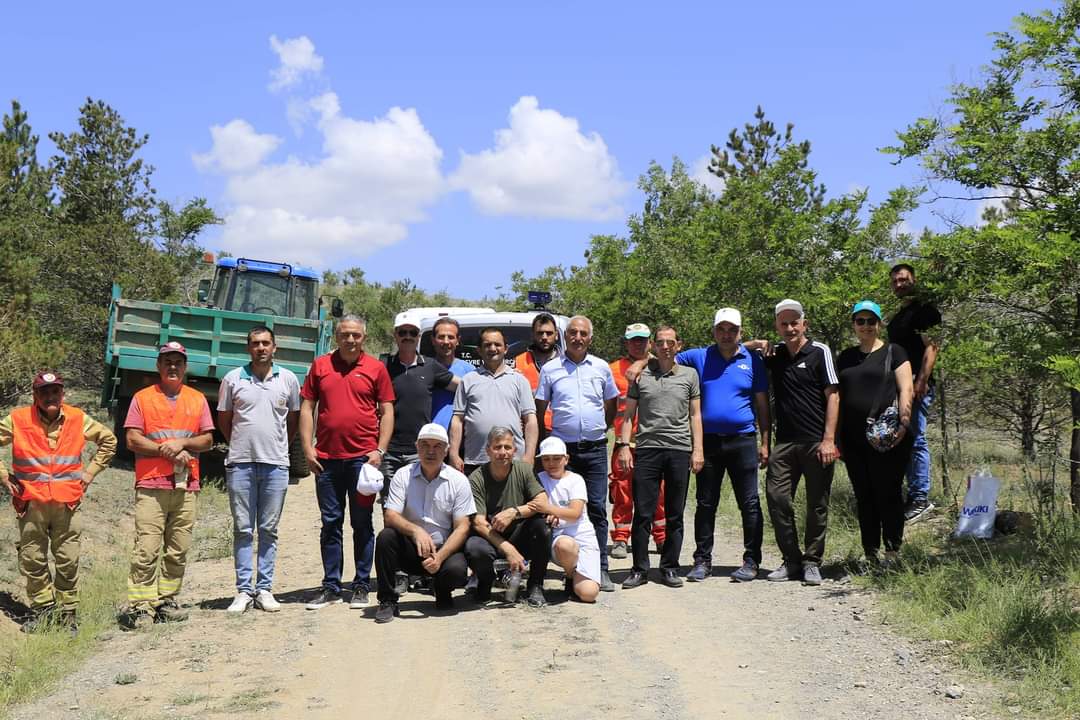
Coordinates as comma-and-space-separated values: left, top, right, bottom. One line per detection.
386, 462, 477, 546
218, 364, 301, 466
627, 363, 700, 451
453, 365, 536, 464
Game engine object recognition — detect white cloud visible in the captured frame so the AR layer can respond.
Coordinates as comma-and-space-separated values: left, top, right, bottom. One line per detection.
202, 90, 444, 266
450, 96, 628, 220
691, 153, 726, 195
192, 119, 281, 174
268, 35, 323, 92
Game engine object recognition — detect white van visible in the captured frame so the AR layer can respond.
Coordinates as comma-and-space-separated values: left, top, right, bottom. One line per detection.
410, 307, 569, 368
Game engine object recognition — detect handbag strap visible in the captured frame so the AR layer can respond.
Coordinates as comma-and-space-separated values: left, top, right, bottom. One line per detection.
867, 344, 893, 419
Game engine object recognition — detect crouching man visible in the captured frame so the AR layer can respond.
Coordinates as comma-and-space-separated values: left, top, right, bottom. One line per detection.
465, 426, 551, 607
0, 371, 117, 634
374, 423, 475, 623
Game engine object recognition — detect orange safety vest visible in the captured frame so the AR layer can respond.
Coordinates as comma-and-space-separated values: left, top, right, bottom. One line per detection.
11, 404, 87, 504
610, 357, 640, 440
513, 350, 552, 431
132, 384, 206, 483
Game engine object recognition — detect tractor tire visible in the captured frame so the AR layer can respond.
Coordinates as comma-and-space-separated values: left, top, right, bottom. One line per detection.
288, 434, 310, 479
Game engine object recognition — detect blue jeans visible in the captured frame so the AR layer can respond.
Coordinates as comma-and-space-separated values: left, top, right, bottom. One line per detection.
693, 433, 763, 566
315, 457, 375, 593
566, 443, 610, 572
227, 462, 289, 594
906, 385, 934, 502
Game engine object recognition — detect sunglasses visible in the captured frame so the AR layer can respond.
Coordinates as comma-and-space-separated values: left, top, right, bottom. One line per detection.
396, 329, 419, 338
853, 317, 879, 326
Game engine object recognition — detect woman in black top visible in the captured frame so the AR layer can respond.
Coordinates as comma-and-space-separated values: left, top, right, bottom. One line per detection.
837, 301, 914, 570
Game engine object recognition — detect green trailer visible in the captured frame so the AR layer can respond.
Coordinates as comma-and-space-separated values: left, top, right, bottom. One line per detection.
102, 257, 341, 475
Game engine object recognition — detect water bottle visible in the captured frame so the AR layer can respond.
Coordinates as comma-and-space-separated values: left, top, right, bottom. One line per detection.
173, 458, 189, 490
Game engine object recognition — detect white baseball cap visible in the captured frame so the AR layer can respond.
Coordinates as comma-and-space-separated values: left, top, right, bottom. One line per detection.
713, 307, 742, 327
538, 437, 568, 457
774, 299, 804, 317
356, 463, 384, 496
416, 422, 449, 444
394, 311, 420, 330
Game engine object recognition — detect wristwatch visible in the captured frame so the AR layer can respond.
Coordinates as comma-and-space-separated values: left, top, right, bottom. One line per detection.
614, 441, 629, 448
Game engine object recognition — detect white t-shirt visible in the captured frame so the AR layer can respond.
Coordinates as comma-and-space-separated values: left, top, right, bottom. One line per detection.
538, 470, 598, 549
386, 462, 477, 546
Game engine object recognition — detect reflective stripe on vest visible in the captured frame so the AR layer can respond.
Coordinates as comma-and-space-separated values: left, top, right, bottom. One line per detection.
132, 384, 206, 483
610, 357, 639, 438
11, 404, 87, 504
513, 351, 551, 430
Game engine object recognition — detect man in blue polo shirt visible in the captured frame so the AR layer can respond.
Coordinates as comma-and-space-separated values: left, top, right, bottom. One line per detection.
535, 315, 620, 592
430, 317, 474, 429
677, 308, 769, 583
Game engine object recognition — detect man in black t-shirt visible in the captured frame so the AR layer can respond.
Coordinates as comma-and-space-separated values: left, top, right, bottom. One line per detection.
381, 312, 458, 494
759, 300, 839, 586
887, 264, 942, 522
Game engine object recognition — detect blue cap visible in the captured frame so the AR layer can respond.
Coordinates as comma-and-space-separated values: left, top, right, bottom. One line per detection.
851, 300, 882, 319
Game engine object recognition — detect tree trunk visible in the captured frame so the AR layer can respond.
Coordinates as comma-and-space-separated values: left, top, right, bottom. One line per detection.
1070, 386, 1079, 514
937, 377, 951, 497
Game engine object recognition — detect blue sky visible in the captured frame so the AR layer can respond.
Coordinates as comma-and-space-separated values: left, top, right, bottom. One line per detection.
2, 2, 1048, 298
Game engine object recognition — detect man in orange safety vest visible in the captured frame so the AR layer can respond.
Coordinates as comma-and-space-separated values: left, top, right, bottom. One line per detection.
0, 371, 116, 634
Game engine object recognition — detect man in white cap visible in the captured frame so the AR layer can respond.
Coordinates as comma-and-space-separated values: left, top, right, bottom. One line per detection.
675, 308, 769, 583
608, 322, 667, 560
756, 300, 839, 586
374, 423, 476, 623
381, 311, 458, 495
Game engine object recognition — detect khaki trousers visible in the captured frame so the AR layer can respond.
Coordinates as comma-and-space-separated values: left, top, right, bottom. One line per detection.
127, 488, 197, 609
18, 501, 81, 610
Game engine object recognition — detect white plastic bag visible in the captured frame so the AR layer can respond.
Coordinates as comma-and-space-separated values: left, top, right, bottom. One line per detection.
953, 469, 1000, 539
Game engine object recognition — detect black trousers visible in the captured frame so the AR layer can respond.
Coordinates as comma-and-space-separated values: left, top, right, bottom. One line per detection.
375, 526, 467, 602
693, 433, 763, 566
464, 515, 552, 591
631, 447, 690, 572
766, 442, 835, 565
842, 435, 912, 554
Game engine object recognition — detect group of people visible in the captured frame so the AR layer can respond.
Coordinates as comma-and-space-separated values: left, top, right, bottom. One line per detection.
0, 262, 941, 631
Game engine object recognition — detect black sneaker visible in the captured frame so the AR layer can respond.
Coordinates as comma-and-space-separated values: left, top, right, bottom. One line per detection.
622, 571, 648, 589
730, 559, 759, 583
525, 585, 547, 608
904, 499, 934, 523
686, 562, 711, 582
305, 588, 343, 610
392, 571, 409, 596
473, 581, 492, 603
434, 591, 454, 610
660, 569, 684, 588
348, 588, 369, 609
374, 600, 398, 623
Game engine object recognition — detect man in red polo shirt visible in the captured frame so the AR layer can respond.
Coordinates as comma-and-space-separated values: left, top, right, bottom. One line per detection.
300, 315, 395, 610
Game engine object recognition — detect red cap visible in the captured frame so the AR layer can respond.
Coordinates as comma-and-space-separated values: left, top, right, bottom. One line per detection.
158, 341, 188, 357
32, 371, 64, 389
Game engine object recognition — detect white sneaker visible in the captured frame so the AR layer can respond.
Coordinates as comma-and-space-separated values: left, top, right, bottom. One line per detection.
254, 590, 281, 613
227, 593, 253, 614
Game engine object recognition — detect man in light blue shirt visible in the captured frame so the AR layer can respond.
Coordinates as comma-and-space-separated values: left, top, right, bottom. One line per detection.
430, 317, 474, 429
535, 315, 620, 591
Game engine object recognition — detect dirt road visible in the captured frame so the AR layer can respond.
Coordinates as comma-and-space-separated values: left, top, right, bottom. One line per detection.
12, 476, 994, 720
